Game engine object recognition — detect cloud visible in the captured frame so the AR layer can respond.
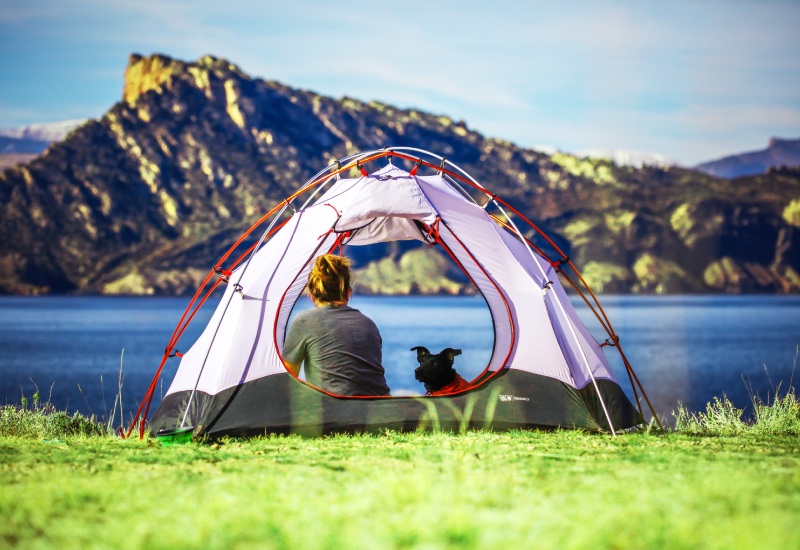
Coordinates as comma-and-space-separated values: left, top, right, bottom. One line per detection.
499, 100, 800, 165
668, 104, 800, 140
1, 0, 798, 163
0, 1, 77, 24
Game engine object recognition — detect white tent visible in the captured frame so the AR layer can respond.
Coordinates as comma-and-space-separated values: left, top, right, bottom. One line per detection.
140, 148, 654, 439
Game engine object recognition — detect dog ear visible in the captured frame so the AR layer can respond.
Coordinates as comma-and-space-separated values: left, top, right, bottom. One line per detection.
410, 346, 431, 362
444, 348, 462, 362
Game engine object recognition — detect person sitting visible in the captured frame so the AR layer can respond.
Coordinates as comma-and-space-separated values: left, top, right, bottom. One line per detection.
282, 254, 390, 397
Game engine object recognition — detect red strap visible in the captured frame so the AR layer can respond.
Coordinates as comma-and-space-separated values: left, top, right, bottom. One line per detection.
424, 218, 441, 247
549, 257, 569, 271
331, 231, 352, 255
600, 336, 620, 347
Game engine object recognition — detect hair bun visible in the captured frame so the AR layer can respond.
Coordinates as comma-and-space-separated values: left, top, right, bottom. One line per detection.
308, 254, 352, 304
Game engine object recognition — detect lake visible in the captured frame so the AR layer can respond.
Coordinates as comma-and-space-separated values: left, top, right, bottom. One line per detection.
1, 295, 798, 426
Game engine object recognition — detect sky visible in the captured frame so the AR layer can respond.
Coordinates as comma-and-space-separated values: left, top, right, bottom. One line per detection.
1, 0, 799, 165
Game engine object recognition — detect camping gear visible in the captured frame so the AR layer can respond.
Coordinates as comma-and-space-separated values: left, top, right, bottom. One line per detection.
130, 147, 659, 440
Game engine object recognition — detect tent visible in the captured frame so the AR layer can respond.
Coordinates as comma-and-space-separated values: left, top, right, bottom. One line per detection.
133, 147, 659, 440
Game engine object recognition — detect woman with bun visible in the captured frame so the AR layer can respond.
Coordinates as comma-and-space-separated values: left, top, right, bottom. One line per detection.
282, 254, 390, 396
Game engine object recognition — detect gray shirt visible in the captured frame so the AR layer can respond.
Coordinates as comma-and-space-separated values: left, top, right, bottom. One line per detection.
282, 304, 390, 396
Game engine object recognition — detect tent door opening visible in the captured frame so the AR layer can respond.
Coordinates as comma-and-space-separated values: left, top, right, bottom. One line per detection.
280, 238, 499, 398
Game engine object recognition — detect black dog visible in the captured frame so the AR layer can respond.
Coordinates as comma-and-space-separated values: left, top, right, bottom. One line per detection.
410, 346, 470, 396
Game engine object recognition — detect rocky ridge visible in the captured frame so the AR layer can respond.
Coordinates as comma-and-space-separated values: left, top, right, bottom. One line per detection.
0, 53, 798, 295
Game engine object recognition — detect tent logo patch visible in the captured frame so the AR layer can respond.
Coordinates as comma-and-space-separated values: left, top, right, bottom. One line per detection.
499, 394, 530, 402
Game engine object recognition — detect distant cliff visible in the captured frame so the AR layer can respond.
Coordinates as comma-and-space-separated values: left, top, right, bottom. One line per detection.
1, 53, 798, 295
694, 137, 800, 179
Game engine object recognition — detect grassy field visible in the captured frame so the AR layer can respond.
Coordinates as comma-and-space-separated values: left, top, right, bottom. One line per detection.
2, 416, 799, 549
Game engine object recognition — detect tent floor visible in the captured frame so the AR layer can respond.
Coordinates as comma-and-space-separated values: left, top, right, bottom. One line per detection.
151, 369, 643, 439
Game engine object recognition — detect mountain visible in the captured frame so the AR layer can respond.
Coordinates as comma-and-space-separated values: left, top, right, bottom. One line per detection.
0, 53, 798, 296
694, 138, 800, 178
0, 135, 51, 154
0, 119, 88, 169
0, 135, 49, 170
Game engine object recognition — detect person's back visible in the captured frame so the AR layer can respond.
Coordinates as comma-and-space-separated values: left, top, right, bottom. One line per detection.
281, 254, 390, 397
284, 304, 389, 396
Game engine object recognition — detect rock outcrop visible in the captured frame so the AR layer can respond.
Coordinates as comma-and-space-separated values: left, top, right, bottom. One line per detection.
122, 54, 187, 105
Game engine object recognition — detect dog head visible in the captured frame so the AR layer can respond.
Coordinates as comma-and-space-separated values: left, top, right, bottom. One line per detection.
410, 346, 462, 393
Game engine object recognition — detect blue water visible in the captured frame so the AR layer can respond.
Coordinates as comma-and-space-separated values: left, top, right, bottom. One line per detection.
0, 295, 798, 424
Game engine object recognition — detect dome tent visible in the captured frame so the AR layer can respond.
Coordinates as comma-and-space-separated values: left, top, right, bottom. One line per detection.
133, 147, 658, 440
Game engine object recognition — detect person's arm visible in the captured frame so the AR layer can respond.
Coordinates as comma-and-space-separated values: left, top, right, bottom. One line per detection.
282, 314, 306, 377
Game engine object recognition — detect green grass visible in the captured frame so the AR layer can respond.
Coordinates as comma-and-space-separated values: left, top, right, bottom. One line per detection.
2, 396, 800, 549
674, 391, 800, 437
0, 393, 106, 440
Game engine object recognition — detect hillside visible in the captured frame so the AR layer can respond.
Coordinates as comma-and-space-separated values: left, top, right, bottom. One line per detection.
1, 53, 798, 295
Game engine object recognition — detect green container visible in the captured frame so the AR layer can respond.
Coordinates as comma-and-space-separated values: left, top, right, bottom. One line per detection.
155, 426, 194, 446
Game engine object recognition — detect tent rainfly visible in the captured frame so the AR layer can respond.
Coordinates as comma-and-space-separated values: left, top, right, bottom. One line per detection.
132, 147, 659, 440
